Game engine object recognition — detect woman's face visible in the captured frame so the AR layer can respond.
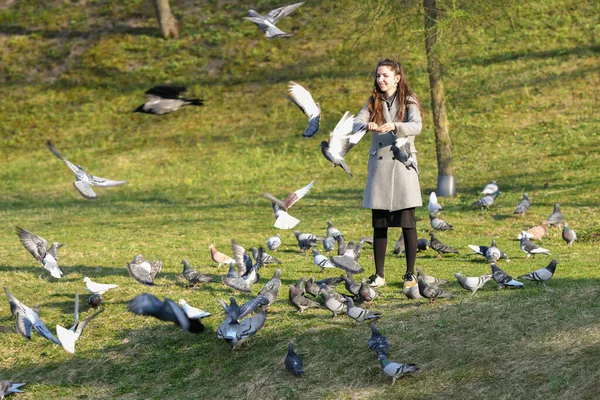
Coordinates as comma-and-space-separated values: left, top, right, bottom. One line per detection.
376, 66, 400, 96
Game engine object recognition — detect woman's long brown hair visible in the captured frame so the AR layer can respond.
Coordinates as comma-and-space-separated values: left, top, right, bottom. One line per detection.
367, 58, 422, 125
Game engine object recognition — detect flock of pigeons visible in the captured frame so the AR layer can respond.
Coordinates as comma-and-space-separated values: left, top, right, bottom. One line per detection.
2, 1, 583, 395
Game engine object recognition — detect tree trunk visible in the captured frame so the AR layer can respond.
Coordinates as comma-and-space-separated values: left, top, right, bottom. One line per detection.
423, 0, 455, 196
153, 0, 179, 39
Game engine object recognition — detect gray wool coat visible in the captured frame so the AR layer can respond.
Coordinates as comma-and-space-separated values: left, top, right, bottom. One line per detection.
353, 95, 423, 211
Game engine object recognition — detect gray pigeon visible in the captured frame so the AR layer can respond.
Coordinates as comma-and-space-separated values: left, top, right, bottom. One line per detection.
340, 274, 361, 296
390, 141, 419, 176
326, 221, 343, 240
289, 285, 320, 312
47, 140, 126, 200
485, 240, 502, 263
127, 254, 162, 285
181, 259, 212, 287
316, 276, 344, 287
294, 231, 321, 252
263, 180, 314, 230
393, 233, 405, 256
88, 294, 103, 309
133, 85, 203, 115
222, 262, 251, 293
454, 273, 492, 295
216, 295, 268, 349
285, 342, 304, 376
330, 253, 364, 275
320, 111, 367, 177
402, 284, 423, 300
245, 1, 305, 39
15, 226, 64, 279
56, 293, 105, 353
258, 269, 282, 306
417, 277, 452, 304
359, 278, 379, 303
467, 244, 510, 262
323, 236, 336, 253
518, 259, 558, 292
472, 190, 500, 209
312, 249, 336, 272
285, 81, 321, 138
490, 263, 524, 289
266, 234, 282, 252
519, 232, 551, 258
305, 277, 324, 297
216, 295, 269, 324
416, 268, 447, 286
546, 203, 564, 227
514, 193, 531, 216
368, 324, 389, 356
3, 287, 61, 345
429, 214, 453, 231
430, 232, 459, 258
0, 381, 26, 399
321, 289, 347, 317
562, 223, 577, 246
481, 180, 499, 195
378, 354, 419, 385
336, 234, 348, 256
417, 238, 430, 252
428, 192, 443, 215
251, 247, 281, 265
127, 293, 205, 333
231, 239, 250, 276
345, 296, 382, 323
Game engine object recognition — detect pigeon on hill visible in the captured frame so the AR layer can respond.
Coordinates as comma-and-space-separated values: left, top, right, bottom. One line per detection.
250, 247, 281, 265
289, 285, 320, 312
472, 190, 500, 209
222, 262, 251, 293
177, 299, 211, 320
127, 293, 205, 333
417, 277, 452, 303
519, 233, 551, 258
127, 254, 162, 285
285, 342, 305, 376
15, 226, 64, 279
3, 287, 61, 345
514, 193, 531, 216
47, 140, 127, 200
181, 259, 212, 287
323, 236, 336, 253
368, 324, 389, 356
378, 354, 419, 386
245, 1, 305, 39
467, 243, 510, 262
284, 81, 321, 138
88, 294, 103, 309
481, 180, 499, 195
490, 263, 523, 289
56, 293, 104, 354
0, 381, 26, 399
312, 249, 336, 272
417, 238, 430, 252
430, 232, 459, 258
454, 273, 493, 295
83, 277, 118, 295
546, 203, 564, 227
416, 268, 447, 286
390, 140, 419, 176
216, 295, 268, 349
264, 180, 314, 230
133, 85, 203, 115
344, 296, 382, 324
266, 234, 282, 252
258, 269, 282, 307
518, 259, 558, 292
321, 289, 347, 317
294, 231, 322, 252
517, 221, 549, 241
326, 221, 343, 240
209, 243, 235, 268
320, 111, 368, 177
429, 214, 453, 231
359, 278, 379, 303
485, 240, 502, 263
428, 191, 443, 215
562, 223, 577, 246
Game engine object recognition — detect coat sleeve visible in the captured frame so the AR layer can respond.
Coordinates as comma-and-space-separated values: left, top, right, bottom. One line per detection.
353, 100, 371, 133
393, 100, 422, 138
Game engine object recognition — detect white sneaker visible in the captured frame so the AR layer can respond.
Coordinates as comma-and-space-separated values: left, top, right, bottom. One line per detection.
369, 275, 386, 287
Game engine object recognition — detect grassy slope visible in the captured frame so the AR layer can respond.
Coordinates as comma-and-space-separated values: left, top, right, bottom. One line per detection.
1, 0, 599, 399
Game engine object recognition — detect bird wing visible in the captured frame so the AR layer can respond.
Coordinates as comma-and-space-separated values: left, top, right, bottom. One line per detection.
266, 1, 305, 23
127, 261, 154, 285
46, 140, 82, 177
73, 180, 98, 200
15, 227, 47, 263
328, 112, 355, 157
282, 180, 314, 209
238, 295, 269, 321
262, 192, 287, 211
16, 312, 32, 339
286, 81, 320, 118
231, 240, 248, 276
89, 175, 127, 187
238, 310, 267, 340
145, 85, 187, 99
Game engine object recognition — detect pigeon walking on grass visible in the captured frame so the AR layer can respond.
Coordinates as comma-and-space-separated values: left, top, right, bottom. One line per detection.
520, 233, 551, 258
245, 1, 305, 39
222, 263, 252, 293
0, 381, 26, 399
266, 234, 282, 252
518, 221, 549, 241
294, 231, 321, 253
416, 268, 447, 286
518, 259, 558, 292
481, 180, 499, 195
430, 232, 459, 258
417, 238, 430, 252
181, 259, 212, 287
485, 240, 502, 263
368, 324, 389, 356
454, 273, 492, 295
312, 249, 335, 272
209, 243, 235, 268
322, 289, 347, 317
133, 85, 203, 115
359, 278, 379, 303
251, 247, 281, 265
177, 299, 211, 320
378, 354, 419, 386
127, 254, 162, 285
345, 296, 382, 323
285, 342, 305, 376
514, 193, 531, 216
56, 293, 105, 354
264, 180, 314, 230
472, 190, 500, 210
47, 141, 127, 200
546, 203, 564, 227
429, 214, 453, 231
83, 277, 118, 295
284, 81, 320, 138
490, 263, 523, 289
562, 223, 577, 247
417, 277, 452, 304
289, 285, 320, 313
15, 226, 64, 279
258, 269, 282, 307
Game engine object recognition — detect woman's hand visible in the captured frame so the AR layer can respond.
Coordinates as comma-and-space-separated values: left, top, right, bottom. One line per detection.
375, 123, 395, 133
367, 122, 379, 131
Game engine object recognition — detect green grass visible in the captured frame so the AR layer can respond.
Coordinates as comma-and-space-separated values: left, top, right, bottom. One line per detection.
1, 0, 599, 398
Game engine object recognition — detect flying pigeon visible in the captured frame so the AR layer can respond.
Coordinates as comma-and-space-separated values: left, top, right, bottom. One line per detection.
316, 276, 344, 287
0, 381, 26, 398
416, 268, 448, 286
216, 295, 268, 349
345, 296, 382, 323
230, 239, 251, 276
285, 342, 305, 376
514, 193, 531, 216
312, 249, 335, 272
429, 214, 453, 231
209, 243, 235, 268
481, 180, 498, 195
430, 232, 459, 258
330, 252, 364, 275
83, 277, 118, 295
250, 247, 281, 265
390, 140, 419, 176
546, 203, 564, 227
258, 269, 282, 306
127, 293, 205, 333
15, 226, 64, 279
133, 85, 203, 115
472, 190, 500, 209
47, 141, 126, 200
562, 223, 577, 246
518, 259, 558, 292
244, 1, 305, 39
454, 273, 492, 295
321, 289, 347, 317
222, 262, 251, 293
241, 249, 263, 287
56, 293, 104, 354
3, 287, 61, 345
335, 234, 348, 256
519, 233, 551, 258
490, 263, 523, 289
517, 221, 549, 241
266, 234, 282, 252
181, 259, 212, 287
428, 192, 443, 215
264, 180, 314, 230
127, 254, 162, 285
216, 295, 269, 324
368, 324, 389, 356
284, 81, 321, 138
177, 299, 211, 320
320, 111, 367, 177
289, 285, 320, 312
417, 277, 452, 303
378, 354, 419, 385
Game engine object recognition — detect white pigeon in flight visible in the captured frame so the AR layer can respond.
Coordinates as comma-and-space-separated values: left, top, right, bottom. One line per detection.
244, 1, 305, 39
285, 81, 321, 138
320, 111, 367, 177
15, 226, 64, 279
263, 180, 314, 230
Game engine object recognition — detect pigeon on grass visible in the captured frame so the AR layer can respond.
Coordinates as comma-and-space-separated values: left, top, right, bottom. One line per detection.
519, 233, 551, 258
454, 273, 492, 295
216, 295, 268, 349
321, 289, 347, 317
429, 214, 453, 231
83, 277, 118, 295
285, 342, 305, 376
133, 85, 203, 115
251, 247, 281, 265
546, 203, 564, 227
209, 243, 235, 268
416, 268, 447, 286
518, 221, 549, 241
378, 354, 419, 385
312, 249, 336, 272
344, 296, 382, 324
417, 277, 452, 304
428, 192, 443, 215
562, 223, 577, 247
127, 254, 162, 285
0, 381, 26, 399
289, 285, 320, 313
472, 190, 500, 210
258, 269, 282, 307
266, 234, 282, 252
514, 193, 531, 216
177, 299, 211, 320
430, 232, 459, 258
481, 181, 499, 195
15, 226, 64, 279
518, 259, 558, 292
222, 262, 251, 293
368, 324, 389, 356
490, 263, 523, 289
181, 259, 212, 287
47, 141, 126, 200
127, 293, 205, 333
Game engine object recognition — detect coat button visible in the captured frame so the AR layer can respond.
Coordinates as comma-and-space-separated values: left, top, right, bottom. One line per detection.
378, 156, 383, 160
379, 142, 383, 147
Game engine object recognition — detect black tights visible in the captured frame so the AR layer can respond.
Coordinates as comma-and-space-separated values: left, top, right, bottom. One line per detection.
373, 226, 417, 278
